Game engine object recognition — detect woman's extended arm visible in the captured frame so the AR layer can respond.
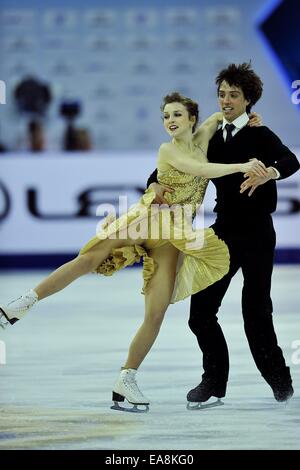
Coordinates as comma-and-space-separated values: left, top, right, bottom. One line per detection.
158, 143, 268, 179
192, 112, 223, 153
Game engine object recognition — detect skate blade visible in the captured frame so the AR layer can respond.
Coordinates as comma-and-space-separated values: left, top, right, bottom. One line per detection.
186, 398, 224, 410
110, 401, 149, 413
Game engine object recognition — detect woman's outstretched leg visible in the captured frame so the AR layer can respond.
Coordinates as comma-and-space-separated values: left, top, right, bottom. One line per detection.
34, 254, 100, 301
112, 243, 178, 408
0, 236, 144, 327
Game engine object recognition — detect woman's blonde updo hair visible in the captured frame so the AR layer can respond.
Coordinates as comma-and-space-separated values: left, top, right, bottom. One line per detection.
161, 91, 199, 133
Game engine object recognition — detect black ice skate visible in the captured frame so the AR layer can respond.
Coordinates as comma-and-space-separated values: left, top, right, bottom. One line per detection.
271, 380, 294, 403
186, 377, 225, 410
266, 368, 294, 404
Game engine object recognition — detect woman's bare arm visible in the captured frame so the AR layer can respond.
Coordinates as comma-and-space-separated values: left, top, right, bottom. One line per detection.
192, 112, 223, 154
158, 142, 268, 179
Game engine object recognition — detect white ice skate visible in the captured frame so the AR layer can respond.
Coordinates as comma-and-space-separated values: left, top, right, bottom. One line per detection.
0, 289, 38, 329
111, 368, 150, 413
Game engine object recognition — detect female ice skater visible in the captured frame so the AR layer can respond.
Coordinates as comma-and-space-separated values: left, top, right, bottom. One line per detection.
0, 92, 265, 412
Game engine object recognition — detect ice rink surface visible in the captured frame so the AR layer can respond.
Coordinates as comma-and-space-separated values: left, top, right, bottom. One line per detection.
0, 267, 299, 450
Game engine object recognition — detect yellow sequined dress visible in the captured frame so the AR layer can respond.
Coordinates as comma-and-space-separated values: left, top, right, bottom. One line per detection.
80, 168, 230, 303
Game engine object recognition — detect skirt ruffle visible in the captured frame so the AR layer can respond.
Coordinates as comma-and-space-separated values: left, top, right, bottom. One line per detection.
79, 188, 230, 304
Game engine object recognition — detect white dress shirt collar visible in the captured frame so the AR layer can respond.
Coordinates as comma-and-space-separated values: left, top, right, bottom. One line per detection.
222, 111, 249, 130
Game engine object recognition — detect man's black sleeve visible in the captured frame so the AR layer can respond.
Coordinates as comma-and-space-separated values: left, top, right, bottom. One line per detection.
260, 127, 300, 179
146, 169, 158, 188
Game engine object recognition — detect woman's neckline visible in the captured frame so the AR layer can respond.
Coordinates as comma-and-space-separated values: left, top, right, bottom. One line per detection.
172, 138, 197, 153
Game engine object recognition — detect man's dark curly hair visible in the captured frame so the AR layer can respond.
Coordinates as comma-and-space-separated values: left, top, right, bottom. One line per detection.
161, 91, 199, 133
216, 62, 263, 113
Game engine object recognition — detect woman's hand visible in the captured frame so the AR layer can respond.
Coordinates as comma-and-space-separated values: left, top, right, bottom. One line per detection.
248, 112, 262, 127
239, 158, 268, 177
149, 182, 173, 205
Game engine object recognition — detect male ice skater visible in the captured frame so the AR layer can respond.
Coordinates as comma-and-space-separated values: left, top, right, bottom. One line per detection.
147, 63, 300, 406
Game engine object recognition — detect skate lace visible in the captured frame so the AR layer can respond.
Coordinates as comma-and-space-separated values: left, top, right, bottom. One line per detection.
7, 294, 37, 313
125, 375, 145, 399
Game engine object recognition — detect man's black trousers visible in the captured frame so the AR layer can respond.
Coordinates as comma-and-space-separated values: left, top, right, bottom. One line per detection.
189, 214, 290, 393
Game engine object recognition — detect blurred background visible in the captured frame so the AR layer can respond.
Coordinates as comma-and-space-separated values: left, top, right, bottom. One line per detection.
0, 0, 299, 268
